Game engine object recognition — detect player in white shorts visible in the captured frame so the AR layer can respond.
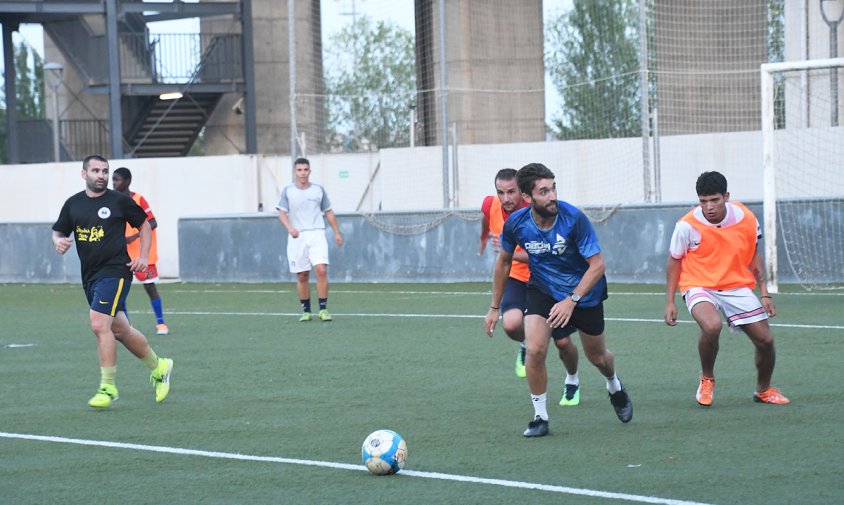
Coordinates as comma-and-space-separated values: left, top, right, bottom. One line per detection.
276, 158, 344, 322
665, 171, 789, 407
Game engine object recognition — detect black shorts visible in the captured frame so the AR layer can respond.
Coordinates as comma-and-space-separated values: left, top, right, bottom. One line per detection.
500, 277, 527, 313
525, 285, 605, 340
85, 276, 131, 317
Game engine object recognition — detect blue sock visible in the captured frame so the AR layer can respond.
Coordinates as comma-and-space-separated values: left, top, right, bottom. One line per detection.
319, 298, 328, 311
300, 299, 312, 313
150, 297, 165, 324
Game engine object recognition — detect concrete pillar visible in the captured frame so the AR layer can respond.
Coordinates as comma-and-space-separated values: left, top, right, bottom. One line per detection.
203, 0, 324, 156
415, 0, 546, 145
653, 0, 767, 134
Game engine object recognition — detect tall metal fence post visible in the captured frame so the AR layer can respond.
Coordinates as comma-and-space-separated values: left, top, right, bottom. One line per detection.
438, 0, 449, 208
289, 0, 298, 170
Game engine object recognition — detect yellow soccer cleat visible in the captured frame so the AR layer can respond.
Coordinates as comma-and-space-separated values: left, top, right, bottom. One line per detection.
150, 358, 174, 403
514, 348, 526, 378
88, 384, 119, 408
559, 383, 580, 406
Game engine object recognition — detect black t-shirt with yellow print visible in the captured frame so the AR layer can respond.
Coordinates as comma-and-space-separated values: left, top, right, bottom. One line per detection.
53, 189, 148, 287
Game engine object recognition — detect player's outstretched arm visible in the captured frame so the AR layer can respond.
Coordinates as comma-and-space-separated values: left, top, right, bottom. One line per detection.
664, 256, 682, 326
52, 230, 73, 255
127, 221, 151, 272
750, 246, 776, 317
484, 250, 513, 337
325, 209, 344, 246
478, 216, 490, 255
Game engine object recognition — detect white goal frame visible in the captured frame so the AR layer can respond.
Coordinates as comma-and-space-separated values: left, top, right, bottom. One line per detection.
760, 57, 844, 293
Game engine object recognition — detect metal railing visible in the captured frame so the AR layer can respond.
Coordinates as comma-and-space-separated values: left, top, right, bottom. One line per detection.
120, 33, 243, 83
61, 119, 112, 159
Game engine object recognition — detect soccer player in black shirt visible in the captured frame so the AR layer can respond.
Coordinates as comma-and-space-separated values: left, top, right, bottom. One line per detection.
52, 155, 174, 408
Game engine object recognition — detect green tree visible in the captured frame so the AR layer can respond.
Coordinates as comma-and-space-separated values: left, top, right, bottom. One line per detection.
12, 42, 45, 119
1, 40, 46, 162
767, 0, 785, 128
324, 16, 415, 152
545, 0, 640, 140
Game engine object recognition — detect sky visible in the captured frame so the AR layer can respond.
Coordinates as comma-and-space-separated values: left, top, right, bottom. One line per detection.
3, 0, 569, 116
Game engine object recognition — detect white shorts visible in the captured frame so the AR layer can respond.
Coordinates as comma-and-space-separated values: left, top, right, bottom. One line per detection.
287, 229, 330, 273
683, 287, 767, 333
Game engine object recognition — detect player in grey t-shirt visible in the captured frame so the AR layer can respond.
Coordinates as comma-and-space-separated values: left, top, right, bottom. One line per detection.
276, 158, 344, 322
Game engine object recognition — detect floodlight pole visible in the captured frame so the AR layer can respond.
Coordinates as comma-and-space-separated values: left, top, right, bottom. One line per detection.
438, 0, 449, 208
820, 0, 844, 126
289, 0, 298, 170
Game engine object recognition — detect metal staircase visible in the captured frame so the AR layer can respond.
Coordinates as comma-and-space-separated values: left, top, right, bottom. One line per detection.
33, 7, 239, 159
126, 93, 223, 158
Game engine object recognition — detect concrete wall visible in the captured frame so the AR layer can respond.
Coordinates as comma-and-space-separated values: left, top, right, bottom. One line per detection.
8, 199, 844, 285
3, 130, 842, 279
174, 202, 809, 284
10, 201, 838, 285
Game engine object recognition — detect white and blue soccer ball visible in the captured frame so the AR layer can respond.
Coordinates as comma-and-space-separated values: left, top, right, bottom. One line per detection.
361, 429, 407, 475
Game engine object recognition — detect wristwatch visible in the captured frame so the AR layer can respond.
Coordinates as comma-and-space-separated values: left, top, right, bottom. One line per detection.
570, 293, 581, 304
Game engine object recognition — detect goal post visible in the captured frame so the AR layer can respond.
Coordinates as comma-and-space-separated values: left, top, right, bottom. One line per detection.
760, 57, 844, 292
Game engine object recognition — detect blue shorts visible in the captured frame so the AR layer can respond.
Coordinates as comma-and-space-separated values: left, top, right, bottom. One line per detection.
500, 277, 527, 313
525, 285, 605, 340
85, 276, 131, 317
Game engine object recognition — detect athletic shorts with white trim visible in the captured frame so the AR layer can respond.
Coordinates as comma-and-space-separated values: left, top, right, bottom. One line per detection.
683, 287, 767, 333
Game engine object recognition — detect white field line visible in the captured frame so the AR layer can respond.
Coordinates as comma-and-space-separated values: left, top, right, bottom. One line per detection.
169, 289, 844, 296
0, 432, 714, 505
145, 310, 844, 331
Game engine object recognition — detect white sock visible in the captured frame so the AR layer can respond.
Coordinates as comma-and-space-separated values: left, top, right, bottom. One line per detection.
531, 393, 548, 420
605, 374, 622, 394
565, 371, 580, 386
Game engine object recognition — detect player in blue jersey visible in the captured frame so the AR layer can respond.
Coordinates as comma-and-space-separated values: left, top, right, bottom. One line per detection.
484, 163, 632, 436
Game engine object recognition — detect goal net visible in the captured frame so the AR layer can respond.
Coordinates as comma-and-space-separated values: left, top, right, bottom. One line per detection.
761, 58, 844, 291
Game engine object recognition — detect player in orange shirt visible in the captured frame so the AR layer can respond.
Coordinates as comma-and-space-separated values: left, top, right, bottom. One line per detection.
665, 171, 789, 407
112, 167, 169, 335
481, 169, 581, 406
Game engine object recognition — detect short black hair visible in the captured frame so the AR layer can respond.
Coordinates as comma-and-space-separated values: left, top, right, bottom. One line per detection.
82, 155, 108, 171
494, 168, 517, 183
516, 163, 555, 195
696, 171, 728, 196
112, 166, 132, 183
294, 157, 310, 167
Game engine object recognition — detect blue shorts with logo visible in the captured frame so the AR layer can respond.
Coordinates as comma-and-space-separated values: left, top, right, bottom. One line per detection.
84, 276, 131, 316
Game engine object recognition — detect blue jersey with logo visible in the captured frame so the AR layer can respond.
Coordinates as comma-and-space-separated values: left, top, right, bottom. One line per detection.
500, 200, 608, 306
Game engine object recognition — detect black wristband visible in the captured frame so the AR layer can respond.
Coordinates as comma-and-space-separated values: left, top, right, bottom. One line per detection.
761, 295, 772, 299
490, 306, 500, 310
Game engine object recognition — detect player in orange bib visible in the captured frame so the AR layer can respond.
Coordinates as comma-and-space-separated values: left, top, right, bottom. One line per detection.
480, 169, 581, 406
665, 171, 789, 407
112, 167, 169, 335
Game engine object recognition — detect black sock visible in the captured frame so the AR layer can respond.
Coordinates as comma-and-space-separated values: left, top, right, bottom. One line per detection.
318, 298, 327, 311
300, 299, 311, 313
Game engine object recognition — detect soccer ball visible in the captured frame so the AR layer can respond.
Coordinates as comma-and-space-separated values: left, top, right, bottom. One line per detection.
361, 429, 407, 475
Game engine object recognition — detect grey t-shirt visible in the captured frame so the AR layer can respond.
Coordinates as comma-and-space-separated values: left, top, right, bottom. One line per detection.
276, 183, 332, 231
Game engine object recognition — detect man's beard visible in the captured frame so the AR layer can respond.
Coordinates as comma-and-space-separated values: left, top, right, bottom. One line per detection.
533, 200, 557, 218
87, 179, 107, 193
